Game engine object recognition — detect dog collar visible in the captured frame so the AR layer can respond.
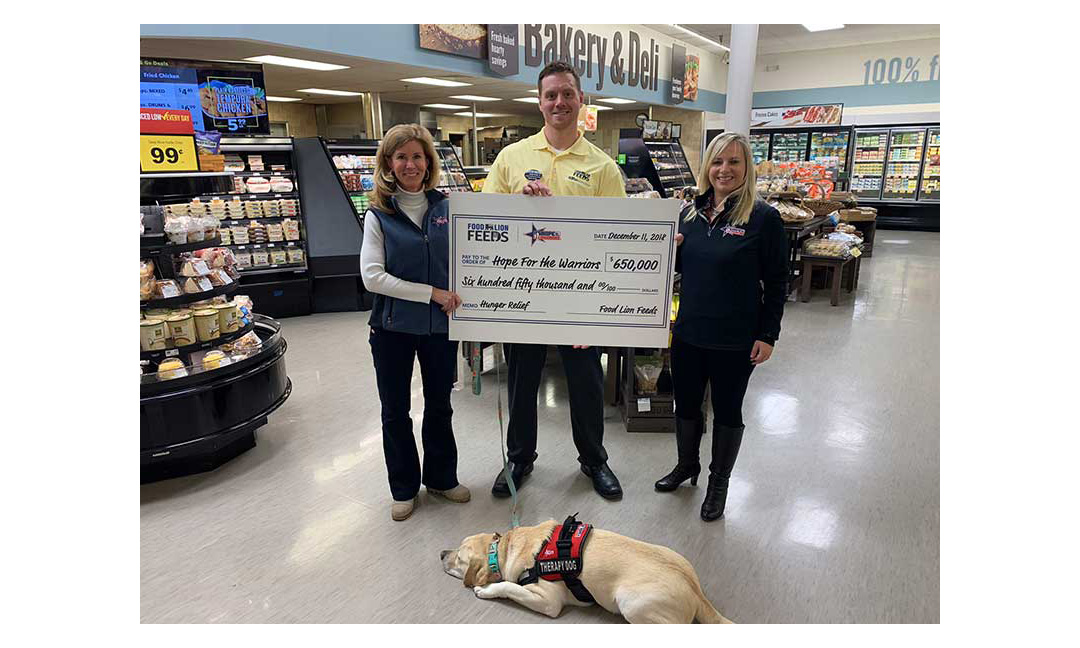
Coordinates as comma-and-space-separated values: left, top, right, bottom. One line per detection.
487, 533, 503, 582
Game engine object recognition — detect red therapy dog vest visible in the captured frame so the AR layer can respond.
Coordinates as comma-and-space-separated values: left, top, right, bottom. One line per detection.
518, 514, 595, 603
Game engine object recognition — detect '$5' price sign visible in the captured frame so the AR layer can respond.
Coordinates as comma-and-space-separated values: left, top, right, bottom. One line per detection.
140, 134, 199, 172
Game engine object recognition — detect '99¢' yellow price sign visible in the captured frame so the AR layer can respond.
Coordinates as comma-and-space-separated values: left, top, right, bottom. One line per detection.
140, 134, 199, 172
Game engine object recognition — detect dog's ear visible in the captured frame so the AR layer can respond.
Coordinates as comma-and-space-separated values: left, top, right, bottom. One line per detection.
463, 559, 482, 587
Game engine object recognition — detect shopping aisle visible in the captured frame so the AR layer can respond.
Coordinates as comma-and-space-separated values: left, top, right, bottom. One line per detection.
140, 231, 940, 623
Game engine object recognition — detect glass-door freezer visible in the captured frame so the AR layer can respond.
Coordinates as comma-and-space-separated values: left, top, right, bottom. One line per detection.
770, 132, 809, 162
750, 133, 771, 164
882, 127, 926, 201
809, 130, 851, 175
851, 128, 889, 199
919, 128, 940, 202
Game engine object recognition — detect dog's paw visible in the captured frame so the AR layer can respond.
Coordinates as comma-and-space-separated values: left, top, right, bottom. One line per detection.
473, 585, 497, 599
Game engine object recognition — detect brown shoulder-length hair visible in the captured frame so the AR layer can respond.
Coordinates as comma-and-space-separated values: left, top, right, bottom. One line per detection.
371, 124, 441, 212
688, 132, 758, 227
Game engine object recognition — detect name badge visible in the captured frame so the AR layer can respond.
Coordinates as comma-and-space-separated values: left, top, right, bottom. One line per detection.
524, 169, 543, 181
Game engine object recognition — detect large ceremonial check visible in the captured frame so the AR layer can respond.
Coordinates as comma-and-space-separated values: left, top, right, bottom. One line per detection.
448, 193, 679, 347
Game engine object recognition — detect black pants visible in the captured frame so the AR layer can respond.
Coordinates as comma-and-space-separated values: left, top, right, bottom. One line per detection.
671, 336, 755, 472
369, 327, 460, 501
504, 343, 607, 467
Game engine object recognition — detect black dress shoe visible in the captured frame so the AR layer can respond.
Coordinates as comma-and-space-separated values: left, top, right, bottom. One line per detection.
491, 461, 533, 498
700, 473, 729, 521
580, 462, 623, 500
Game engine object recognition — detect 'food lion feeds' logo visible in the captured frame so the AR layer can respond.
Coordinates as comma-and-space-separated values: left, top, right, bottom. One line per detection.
525, 224, 561, 245
568, 169, 591, 186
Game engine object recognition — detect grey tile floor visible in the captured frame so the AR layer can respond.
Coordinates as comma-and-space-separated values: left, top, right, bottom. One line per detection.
141, 231, 940, 623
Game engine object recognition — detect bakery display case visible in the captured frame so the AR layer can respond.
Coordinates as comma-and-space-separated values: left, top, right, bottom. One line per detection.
464, 165, 491, 192
140, 180, 291, 482
919, 127, 940, 202
617, 129, 696, 199
202, 136, 313, 317
851, 129, 889, 200
881, 128, 926, 201
750, 133, 771, 165
324, 138, 380, 221
435, 144, 475, 194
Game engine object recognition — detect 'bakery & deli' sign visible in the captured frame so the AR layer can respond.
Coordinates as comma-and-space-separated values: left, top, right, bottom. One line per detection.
523, 24, 661, 94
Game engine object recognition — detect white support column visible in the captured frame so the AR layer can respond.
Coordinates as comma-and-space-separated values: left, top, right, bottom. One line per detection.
724, 24, 759, 136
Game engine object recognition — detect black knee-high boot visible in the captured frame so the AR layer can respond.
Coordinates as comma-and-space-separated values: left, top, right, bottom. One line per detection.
701, 424, 744, 521
654, 416, 704, 491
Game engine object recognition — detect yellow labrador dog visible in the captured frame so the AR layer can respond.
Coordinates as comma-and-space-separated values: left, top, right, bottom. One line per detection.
441, 518, 732, 623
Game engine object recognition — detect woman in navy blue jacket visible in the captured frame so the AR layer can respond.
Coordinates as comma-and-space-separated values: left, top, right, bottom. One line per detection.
360, 124, 468, 521
654, 132, 789, 521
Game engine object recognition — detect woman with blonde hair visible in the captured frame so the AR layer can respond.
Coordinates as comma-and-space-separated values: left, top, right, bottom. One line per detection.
654, 132, 788, 521
360, 123, 468, 521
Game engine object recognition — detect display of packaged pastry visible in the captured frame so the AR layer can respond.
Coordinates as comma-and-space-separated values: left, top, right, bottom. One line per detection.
183, 276, 214, 294
221, 330, 261, 354
246, 176, 271, 193
178, 256, 212, 277
230, 226, 250, 244
140, 318, 168, 351
269, 177, 293, 192
248, 221, 268, 243
193, 308, 221, 341
267, 224, 284, 242
247, 154, 265, 171
252, 250, 270, 267
286, 248, 305, 265
140, 260, 156, 300
282, 218, 301, 240
234, 251, 252, 268
157, 358, 188, 380
166, 313, 197, 347
224, 154, 245, 171
219, 228, 232, 245
202, 350, 230, 370
270, 249, 288, 266
153, 279, 182, 299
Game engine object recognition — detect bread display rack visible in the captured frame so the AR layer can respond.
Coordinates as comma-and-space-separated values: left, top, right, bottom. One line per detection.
141, 172, 292, 483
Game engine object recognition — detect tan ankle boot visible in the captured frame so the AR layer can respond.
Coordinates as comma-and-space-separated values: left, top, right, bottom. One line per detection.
427, 484, 471, 503
391, 496, 418, 521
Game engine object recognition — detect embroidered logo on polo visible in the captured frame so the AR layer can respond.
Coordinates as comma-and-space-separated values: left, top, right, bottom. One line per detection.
524, 169, 543, 181
525, 223, 561, 245
722, 226, 746, 237
432, 215, 448, 226
568, 169, 591, 186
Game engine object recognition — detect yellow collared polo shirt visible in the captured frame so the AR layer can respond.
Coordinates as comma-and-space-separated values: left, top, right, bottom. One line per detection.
482, 130, 627, 198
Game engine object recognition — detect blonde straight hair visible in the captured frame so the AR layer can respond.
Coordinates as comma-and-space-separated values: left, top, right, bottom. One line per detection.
688, 132, 758, 227
371, 124, 441, 213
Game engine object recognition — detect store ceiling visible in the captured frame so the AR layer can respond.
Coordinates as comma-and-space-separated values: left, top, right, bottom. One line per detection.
648, 24, 939, 55
141, 25, 939, 116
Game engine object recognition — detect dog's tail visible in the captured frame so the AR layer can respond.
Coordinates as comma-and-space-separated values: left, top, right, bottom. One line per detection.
695, 596, 734, 624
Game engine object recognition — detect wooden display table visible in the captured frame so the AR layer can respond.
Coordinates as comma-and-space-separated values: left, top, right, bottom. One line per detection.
783, 216, 828, 295
799, 248, 863, 306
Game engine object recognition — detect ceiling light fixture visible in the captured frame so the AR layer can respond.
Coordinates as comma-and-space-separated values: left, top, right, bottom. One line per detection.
802, 23, 845, 32
669, 24, 731, 52
513, 97, 540, 103
423, 103, 469, 110
454, 111, 502, 118
590, 105, 612, 110
528, 89, 539, 94
244, 55, 349, 71
450, 95, 500, 102
298, 88, 362, 96
266, 96, 303, 102
597, 97, 636, 105
401, 77, 472, 87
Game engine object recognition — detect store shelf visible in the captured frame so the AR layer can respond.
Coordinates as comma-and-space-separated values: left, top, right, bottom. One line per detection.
141, 320, 255, 362
228, 241, 302, 250
221, 216, 299, 226
141, 281, 241, 309
239, 265, 308, 276
141, 235, 222, 255
230, 170, 295, 177
198, 192, 299, 200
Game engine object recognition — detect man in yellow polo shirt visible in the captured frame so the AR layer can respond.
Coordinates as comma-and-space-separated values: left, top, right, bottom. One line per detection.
484, 61, 627, 501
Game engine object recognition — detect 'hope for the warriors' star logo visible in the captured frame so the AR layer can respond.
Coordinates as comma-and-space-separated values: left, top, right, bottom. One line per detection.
525, 223, 561, 245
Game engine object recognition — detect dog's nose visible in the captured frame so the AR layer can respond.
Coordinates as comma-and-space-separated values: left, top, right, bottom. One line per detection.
440, 550, 451, 560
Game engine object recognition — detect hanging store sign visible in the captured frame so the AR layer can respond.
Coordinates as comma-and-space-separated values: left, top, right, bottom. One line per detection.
683, 54, 699, 101
523, 24, 661, 94
419, 24, 488, 59
751, 104, 844, 128
488, 24, 519, 76
670, 44, 685, 105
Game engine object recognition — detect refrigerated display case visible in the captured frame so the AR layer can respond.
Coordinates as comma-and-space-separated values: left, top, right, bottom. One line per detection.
750, 133, 771, 164
851, 129, 889, 200
920, 128, 940, 202
882, 128, 926, 201
617, 129, 696, 199
435, 144, 475, 193
770, 132, 809, 162
809, 131, 851, 175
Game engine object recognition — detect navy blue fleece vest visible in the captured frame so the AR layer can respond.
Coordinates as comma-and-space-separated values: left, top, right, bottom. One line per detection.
366, 190, 451, 335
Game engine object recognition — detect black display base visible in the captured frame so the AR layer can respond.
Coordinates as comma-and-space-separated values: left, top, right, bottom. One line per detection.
240, 277, 312, 318
311, 275, 365, 312
140, 427, 258, 484
865, 202, 939, 231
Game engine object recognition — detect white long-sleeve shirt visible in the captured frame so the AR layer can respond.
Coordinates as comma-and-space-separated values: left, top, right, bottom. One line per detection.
360, 189, 434, 304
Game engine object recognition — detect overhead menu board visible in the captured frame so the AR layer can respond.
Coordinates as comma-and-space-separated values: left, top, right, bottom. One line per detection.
140, 58, 270, 135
